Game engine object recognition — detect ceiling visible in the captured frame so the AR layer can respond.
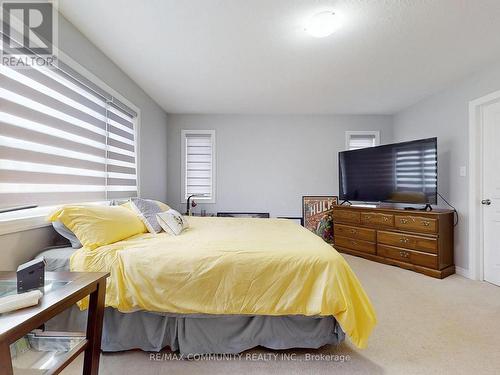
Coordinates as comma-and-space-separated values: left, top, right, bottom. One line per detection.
59, 0, 500, 114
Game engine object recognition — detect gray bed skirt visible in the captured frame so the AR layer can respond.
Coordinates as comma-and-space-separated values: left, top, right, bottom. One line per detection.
46, 306, 345, 355
38, 247, 345, 355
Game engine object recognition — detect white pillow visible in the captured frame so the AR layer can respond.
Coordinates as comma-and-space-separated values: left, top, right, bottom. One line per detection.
157, 209, 189, 235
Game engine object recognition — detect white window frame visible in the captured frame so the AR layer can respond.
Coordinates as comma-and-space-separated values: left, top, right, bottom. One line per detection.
345, 131, 380, 150
0, 48, 141, 235
181, 129, 216, 204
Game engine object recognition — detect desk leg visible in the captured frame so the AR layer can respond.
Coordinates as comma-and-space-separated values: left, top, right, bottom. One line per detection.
0, 342, 13, 374
83, 279, 106, 375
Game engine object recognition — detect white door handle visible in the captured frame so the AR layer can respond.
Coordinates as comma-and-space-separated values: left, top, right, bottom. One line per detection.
482, 199, 492, 205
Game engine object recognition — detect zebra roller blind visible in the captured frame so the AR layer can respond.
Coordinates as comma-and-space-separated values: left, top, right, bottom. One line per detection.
183, 130, 215, 200
0, 61, 138, 210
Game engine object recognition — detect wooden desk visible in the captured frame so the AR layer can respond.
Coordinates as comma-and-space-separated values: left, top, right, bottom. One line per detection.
0, 271, 109, 375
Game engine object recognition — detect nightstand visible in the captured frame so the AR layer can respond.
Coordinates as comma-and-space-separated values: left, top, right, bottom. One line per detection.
0, 271, 109, 375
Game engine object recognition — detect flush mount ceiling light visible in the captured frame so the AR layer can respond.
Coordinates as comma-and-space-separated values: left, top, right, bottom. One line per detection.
305, 11, 342, 38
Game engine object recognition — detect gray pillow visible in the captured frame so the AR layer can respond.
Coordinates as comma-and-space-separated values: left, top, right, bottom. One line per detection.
52, 221, 82, 249
129, 198, 163, 233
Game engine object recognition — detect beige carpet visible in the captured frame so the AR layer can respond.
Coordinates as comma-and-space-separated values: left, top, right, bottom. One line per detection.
61, 254, 500, 375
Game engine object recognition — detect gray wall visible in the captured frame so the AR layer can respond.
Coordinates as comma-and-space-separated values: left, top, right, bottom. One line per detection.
58, 16, 169, 201
167, 114, 394, 217
0, 16, 169, 270
1, 228, 59, 271
393, 61, 500, 273
3, 14, 497, 277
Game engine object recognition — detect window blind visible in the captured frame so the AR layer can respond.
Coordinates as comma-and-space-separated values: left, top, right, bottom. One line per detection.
184, 132, 214, 200
348, 134, 377, 150
0, 60, 138, 209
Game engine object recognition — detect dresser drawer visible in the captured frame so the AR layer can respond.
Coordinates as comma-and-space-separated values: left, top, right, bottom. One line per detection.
361, 212, 394, 227
335, 224, 376, 242
378, 244, 437, 269
378, 231, 438, 254
394, 215, 438, 234
335, 235, 376, 254
333, 210, 361, 224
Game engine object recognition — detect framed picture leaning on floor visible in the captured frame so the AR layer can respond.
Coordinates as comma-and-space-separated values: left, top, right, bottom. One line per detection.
302, 196, 338, 244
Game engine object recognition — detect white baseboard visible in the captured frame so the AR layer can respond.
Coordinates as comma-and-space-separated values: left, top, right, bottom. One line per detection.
455, 266, 472, 279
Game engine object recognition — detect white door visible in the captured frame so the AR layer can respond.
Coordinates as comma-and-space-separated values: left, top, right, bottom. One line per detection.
483, 101, 500, 286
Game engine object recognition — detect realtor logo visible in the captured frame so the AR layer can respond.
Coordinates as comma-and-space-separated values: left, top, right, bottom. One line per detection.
1, 0, 58, 67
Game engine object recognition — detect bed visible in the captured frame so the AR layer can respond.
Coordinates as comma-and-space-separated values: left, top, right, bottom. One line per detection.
38, 216, 376, 354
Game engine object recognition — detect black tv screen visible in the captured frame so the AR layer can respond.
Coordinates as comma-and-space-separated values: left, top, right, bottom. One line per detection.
339, 138, 437, 204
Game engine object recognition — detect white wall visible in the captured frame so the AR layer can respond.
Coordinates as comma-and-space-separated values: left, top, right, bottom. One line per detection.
393, 61, 500, 274
0, 16, 169, 270
167, 114, 394, 217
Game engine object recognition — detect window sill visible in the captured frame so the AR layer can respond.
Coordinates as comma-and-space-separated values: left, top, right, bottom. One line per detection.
180, 200, 216, 205
0, 201, 110, 236
0, 206, 55, 236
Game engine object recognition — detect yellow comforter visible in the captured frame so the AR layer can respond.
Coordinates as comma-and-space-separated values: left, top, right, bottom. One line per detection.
70, 217, 376, 348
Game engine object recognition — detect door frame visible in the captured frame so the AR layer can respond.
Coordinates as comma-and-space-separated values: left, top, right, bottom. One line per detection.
468, 89, 500, 280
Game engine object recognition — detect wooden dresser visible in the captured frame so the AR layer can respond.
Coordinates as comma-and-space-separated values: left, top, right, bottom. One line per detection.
332, 205, 455, 278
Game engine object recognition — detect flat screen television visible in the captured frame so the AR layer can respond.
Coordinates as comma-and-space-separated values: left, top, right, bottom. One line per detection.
339, 137, 437, 205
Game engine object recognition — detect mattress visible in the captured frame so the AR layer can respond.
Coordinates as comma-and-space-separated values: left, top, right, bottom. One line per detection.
36, 245, 345, 354
71, 217, 376, 348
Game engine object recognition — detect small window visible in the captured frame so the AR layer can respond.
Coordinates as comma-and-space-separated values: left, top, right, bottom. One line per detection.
345, 131, 380, 150
181, 130, 216, 203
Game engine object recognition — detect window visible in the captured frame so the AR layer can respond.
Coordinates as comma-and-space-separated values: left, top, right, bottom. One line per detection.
345, 131, 380, 150
181, 130, 216, 203
0, 59, 139, 211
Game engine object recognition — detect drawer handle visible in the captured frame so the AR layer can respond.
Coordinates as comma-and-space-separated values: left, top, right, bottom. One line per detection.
421, 220, 430, 227
350, 229, 357, 234
399, 237, 409, 244
351, 240, 358, 246
383, 217, 389, 222
400, 218, 408, 224
399, 251, 409, 258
